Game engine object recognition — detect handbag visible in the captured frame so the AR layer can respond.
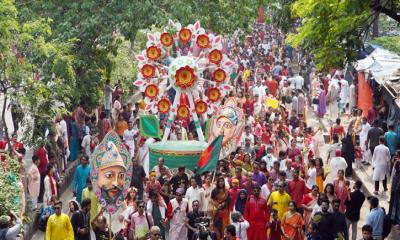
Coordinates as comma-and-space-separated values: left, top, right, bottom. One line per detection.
312, 98, 319, 104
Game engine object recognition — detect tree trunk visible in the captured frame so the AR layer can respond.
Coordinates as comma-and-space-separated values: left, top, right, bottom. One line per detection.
1, 92, 11, 150
372, 11, 380, 38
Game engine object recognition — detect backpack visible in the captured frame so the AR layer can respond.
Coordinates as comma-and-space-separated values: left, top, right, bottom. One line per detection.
382, 207, 392, 239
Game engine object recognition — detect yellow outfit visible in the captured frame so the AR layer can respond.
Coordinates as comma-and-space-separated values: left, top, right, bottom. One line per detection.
46, 213, 74, 240
267, 191, 291, 220
82, 187, 100, 221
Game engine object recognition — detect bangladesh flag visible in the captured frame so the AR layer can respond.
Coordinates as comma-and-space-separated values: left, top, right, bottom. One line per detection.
197, 135, 223, 174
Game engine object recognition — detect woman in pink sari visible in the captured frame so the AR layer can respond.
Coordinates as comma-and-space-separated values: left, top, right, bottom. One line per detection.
334, 169, 349, 213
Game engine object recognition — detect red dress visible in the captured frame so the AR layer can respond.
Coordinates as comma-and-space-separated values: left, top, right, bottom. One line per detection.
244, 195, 269, 240
0, 140, 7, 161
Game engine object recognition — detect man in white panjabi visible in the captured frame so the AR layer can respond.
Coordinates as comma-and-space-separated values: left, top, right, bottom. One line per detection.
359, 117, 371, 164
326, 77, 340, 123
166, 188, 188, 240
339, 77, 349, 113
348, 83, 356, 112
123, 122, 137, 159
326, 149, 348, 184
371, 136, 390, 195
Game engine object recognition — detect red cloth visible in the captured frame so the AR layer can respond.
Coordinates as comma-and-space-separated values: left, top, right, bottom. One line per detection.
0, 140, 7, 161
49, 175, 57, 196
267, 79, 279, 97
242, 100, 255, 115
268, 220, 283, 240
228, 188, 239, 211
35, 147, 49, 175
288, 178, 306, 207
244, 195, 269, 240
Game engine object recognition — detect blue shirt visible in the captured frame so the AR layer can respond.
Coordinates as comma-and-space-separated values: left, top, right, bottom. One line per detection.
366, 207, 385, 237
384, 131, 397, 155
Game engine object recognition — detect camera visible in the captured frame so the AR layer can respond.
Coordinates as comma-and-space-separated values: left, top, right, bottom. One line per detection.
195, 217, 210, 229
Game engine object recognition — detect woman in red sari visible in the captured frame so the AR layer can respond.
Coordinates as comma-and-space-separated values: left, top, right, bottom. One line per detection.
301, 185, 319, 227
334, 169, 349, 213
330, 118, 345, 142
211, 176, 231, 238
287, 139, 302, 162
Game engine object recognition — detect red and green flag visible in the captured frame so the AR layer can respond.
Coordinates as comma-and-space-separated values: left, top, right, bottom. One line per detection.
197, 135, 223, 174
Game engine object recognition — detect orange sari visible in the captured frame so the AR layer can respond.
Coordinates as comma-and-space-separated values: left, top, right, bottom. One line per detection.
282, 212, 304, 240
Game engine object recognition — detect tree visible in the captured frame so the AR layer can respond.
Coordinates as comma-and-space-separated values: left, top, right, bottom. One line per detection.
0, 0, 76, 146
16, 0, 264, 109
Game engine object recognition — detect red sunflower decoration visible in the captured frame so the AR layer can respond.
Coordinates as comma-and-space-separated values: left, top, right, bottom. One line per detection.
196, 34, 210, 48
146, 46, 161, 60
157, 98, 171, 113
144, 84, 159, 99
160, 32, 173, 47
195, 100, 207, 114
208, 49, 223, 64
207, 87, 221, 102
212, 68, 227, 83
141, 64, 156, 79
177, 104, 190, 119
175, 65, 196, 89
178, 28, 192, 44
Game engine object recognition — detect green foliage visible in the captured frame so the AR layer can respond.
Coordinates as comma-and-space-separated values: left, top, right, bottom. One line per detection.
0, 154, 22, 216
16, 0, 263, 110
267, 0, 297, 33
0, 0, 76, 146
286, 0, 371, 70
371, 36, 400, 55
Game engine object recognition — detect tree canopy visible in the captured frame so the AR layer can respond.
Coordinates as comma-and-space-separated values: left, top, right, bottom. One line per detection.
271, 0, 400, 70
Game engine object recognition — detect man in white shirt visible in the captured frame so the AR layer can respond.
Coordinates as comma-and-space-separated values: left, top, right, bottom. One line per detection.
185, 178, 204, 211
81, 130, 92, 157
326, 149, 348, 184
371, 136, 391, 194
123, 122, 137, 159
261, 147, 277, 170
240, 126, 254, 147
295, 74, 304, 90
306, 159, 317, 190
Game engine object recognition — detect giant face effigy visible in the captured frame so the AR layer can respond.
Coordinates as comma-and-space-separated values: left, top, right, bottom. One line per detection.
208, 98, 244, 158
91, 131, 132, 214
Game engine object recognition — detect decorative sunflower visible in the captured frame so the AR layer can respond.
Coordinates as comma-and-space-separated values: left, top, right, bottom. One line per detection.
141, 64, 156, 79
195, 100, 207, 114
160, 32, 173, 47
208, 49, 223, 64
178, 28, 192, 43
207, 87, 221, 102
177, 104, 190, 119
212, 68, 226, 83
175, 65, 196, 89
196, 34, 210, 48
146, 46, 161, 60
144, 84, 159, 99
157, 98, 171, 113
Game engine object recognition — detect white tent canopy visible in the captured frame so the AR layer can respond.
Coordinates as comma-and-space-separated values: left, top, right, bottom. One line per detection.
356, 48, 400, 84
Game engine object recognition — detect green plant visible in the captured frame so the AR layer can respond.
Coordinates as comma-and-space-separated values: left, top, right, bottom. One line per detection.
0, 155, 22, 216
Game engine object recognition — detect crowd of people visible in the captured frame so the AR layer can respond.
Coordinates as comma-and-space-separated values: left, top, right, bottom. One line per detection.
0, 22, 399, 240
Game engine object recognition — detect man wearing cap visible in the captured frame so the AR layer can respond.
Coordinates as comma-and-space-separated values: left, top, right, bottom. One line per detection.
0, 212, 22, 240
166, 188, 189, 239
244, 184, 269, 240
97, 143, 127, 205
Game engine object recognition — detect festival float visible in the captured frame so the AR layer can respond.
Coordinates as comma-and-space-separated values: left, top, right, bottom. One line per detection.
134, 20, 243, 170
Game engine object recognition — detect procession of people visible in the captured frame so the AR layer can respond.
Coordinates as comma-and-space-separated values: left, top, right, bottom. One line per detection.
0, 19, 399, 240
